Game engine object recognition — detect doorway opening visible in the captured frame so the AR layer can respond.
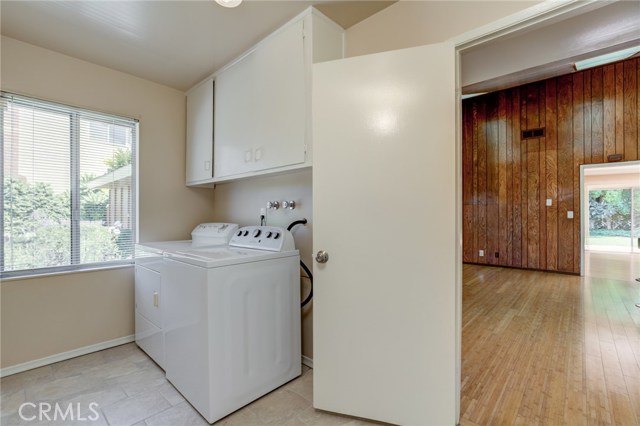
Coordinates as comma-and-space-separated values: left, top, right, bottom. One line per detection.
457, 2, 640, 424
580, 162, 640, 279
586, 188, 640, 253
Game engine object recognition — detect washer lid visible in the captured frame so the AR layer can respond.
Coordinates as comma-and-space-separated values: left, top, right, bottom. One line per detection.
136, 240, 193, 256
164, 246, 299, 268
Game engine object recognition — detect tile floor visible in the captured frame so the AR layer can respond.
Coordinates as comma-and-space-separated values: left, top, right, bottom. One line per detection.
0, 344, 379, 426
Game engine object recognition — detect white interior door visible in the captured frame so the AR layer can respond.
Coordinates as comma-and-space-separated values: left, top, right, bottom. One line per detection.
312, 42, 458, 425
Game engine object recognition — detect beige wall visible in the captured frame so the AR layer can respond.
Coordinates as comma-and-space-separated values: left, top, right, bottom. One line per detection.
345, 1, 539, 58
0, 36, 216, 243
211, 169, 314, 358
1, 0, 544, 368
1, 268, 134, 367
1, 36, 216, 369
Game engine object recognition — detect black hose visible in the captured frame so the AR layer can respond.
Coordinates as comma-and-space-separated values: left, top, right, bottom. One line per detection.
299, 260, 313, 308
287, 218, 313, 308
287, 218, 307, 231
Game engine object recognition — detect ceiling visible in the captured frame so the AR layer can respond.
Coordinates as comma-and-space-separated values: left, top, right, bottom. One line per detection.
1, 1, 394, 92
461, 0, 640, 94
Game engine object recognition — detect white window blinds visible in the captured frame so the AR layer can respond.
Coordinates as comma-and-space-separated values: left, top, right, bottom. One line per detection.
1, 92, 138, 276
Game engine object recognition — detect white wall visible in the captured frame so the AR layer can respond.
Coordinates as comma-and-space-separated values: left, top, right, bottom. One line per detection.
0, 36, 216, 368
585, 173, 640, 190
345, 0, 539, 58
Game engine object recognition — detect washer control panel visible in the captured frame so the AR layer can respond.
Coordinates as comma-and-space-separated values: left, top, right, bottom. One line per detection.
229, 226, 295, 252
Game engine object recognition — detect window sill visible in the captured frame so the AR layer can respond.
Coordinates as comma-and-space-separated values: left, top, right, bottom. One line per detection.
0, 262, 134, 282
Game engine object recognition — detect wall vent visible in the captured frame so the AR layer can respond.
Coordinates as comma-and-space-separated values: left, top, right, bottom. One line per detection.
521, 128, 545, 139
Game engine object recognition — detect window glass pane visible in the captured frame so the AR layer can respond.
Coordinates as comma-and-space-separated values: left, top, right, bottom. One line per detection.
587, 188, 632, 252
633, 187, 640, 253
2, 93, 137, 276
79, 119, 134, 263
2, 101, 72, 271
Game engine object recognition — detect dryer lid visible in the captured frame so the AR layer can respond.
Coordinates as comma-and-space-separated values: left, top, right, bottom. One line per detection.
191, 223, 239, 247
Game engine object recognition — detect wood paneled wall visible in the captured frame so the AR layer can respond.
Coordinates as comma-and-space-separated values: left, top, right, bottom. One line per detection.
462, 57, 640, 274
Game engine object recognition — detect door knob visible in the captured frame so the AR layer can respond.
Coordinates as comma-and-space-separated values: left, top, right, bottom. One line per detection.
315, 250, 329, 264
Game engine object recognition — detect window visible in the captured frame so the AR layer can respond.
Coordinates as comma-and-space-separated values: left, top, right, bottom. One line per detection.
1, 92, 138, 277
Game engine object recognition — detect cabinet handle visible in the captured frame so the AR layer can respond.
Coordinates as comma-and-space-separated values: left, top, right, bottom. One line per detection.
153, 292, 159, 307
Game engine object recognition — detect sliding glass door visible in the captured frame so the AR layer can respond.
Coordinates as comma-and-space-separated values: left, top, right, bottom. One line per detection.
587, 187, 640, 253
634, 187, 640, 253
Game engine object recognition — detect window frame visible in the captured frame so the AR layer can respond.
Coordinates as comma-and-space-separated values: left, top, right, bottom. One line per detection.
1, 92, 138, 279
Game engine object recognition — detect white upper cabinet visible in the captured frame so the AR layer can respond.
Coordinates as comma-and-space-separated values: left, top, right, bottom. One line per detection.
185, 8, 344, 186
186, 78, 214, 185
214, 20, 306, 179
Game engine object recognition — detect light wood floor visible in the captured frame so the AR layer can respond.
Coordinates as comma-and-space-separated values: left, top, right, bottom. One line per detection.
584, 251, 640, 283
460, 258, 640, 426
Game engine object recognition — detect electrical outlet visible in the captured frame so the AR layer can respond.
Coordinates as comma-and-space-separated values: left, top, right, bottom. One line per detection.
479, 250, 485, 257
495, 252, 499, 258
567, 211, 574, 219
546, 199, 552, 206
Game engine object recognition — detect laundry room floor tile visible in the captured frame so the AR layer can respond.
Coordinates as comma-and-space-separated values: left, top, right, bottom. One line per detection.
143, 401, 209, 426
0, 344, 382, 426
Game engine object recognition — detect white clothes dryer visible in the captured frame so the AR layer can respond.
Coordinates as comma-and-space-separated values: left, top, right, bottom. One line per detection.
134, 223, 238, 368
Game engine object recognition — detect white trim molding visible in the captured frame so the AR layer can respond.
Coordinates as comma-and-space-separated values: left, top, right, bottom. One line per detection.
450, 0, 606, 50
302, 355, 314, 369
0, 335, 135, 378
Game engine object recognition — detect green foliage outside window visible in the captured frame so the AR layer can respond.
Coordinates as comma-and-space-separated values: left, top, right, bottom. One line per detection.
588, 189, 634, 232
104, 148, 131, 172
2, 177, 121, 271
80, 174, 109, 222
588, 188, 640, 252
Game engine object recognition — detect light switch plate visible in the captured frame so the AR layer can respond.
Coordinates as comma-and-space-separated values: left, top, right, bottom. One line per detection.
546, 199, 552, 206
479, 250, 485, 257
567, 211, 574, 219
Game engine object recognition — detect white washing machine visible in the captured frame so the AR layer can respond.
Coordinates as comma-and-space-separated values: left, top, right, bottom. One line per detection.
135, 223, 238, 368
162, 226, 301, 424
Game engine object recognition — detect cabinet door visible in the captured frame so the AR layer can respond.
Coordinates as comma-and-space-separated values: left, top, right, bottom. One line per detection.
214, 20, 306, 178
186, 79, 214, 184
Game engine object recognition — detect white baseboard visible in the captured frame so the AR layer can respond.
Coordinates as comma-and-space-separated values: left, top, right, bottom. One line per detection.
302, 355, 313, 369
0, 335, 135, 378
